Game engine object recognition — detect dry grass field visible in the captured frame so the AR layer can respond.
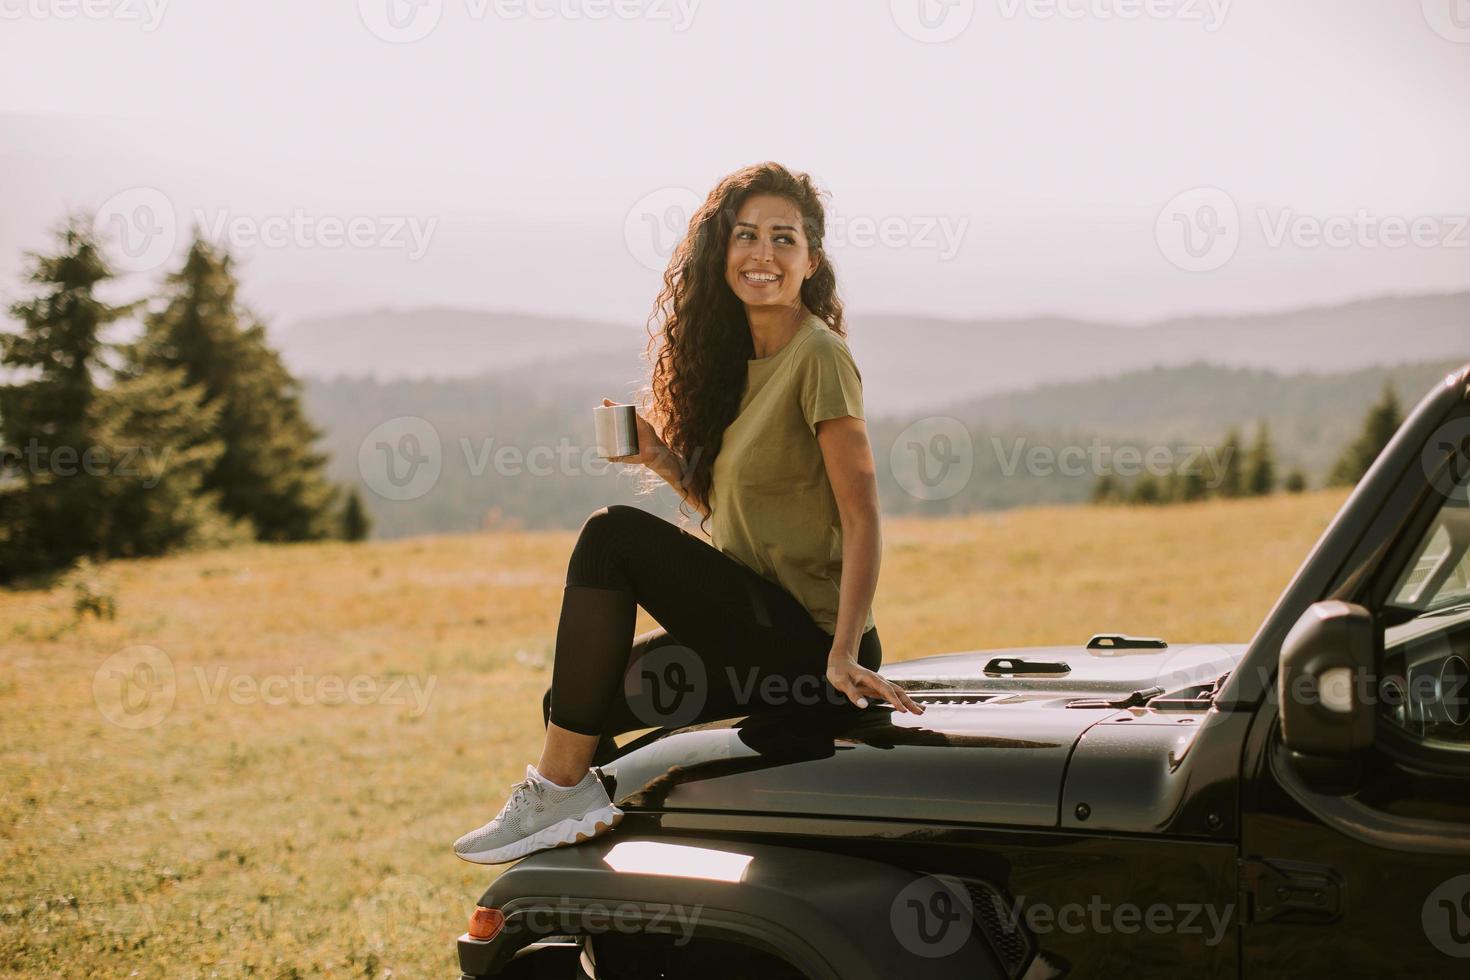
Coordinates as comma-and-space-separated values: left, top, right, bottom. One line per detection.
0, 490, 1349, 978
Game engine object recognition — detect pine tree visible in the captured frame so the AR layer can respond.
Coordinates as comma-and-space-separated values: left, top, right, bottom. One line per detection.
91, 358, 251, 558
1, 217, 240, 581
1173, 464, 1209, 503
135, 236, 340, 542
1090, 473, 1122, 504
1129, 472, 1164, 505
1, 217, 135, 578
1329, 385, 1403, 486
1244, 420, 1277, 496
1284, 468, 1308, 493
340, 486, 372, 542
1213, 429, 1245, 498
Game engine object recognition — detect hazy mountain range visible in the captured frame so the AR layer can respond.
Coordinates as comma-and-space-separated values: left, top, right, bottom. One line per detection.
280, 291, 1470, 417
295, 288, 1470, 539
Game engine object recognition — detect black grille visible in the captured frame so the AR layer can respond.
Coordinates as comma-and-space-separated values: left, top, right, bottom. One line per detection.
959, 877, 1034, 979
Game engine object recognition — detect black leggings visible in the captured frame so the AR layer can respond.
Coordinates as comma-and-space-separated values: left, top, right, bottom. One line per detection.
544, 504, 882, 742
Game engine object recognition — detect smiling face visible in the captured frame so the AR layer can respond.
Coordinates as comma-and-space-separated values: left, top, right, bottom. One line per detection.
724, 193, 820, 312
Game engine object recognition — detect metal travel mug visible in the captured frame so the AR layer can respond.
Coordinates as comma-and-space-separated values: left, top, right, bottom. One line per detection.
594, 403, 640, 459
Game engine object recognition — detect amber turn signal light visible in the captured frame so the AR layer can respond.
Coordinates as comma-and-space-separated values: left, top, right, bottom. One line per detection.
468, 905, 505, 941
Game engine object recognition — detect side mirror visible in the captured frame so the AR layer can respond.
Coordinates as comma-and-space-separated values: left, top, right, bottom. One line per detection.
1278, 600, 1377, 793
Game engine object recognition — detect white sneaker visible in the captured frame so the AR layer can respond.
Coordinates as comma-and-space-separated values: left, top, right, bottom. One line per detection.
453, 764, 624, 865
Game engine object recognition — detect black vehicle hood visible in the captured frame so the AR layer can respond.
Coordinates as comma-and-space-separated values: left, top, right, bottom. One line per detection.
602, 642, 1245, 828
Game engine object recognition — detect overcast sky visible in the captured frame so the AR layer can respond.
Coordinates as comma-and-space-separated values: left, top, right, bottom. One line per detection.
2, 0, 1468, 330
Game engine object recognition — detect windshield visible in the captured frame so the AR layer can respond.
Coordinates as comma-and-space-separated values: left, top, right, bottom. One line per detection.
1386, 466, 1470, 617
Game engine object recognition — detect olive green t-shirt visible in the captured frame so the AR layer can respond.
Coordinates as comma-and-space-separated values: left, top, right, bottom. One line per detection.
707, 314, 877, 636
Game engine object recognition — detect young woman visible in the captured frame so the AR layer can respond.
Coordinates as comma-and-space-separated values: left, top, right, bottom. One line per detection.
453, 162, 924, 865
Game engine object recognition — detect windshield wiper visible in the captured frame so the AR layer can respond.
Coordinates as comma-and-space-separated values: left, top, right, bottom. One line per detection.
1065, 687, 1165, 710
1420, 599, 1470, 619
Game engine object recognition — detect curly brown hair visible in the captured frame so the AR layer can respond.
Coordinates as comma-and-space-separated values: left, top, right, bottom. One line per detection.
634, 162, 847, 534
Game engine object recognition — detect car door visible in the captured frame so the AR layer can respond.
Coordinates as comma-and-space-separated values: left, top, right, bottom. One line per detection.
1240, 408, 1470, 976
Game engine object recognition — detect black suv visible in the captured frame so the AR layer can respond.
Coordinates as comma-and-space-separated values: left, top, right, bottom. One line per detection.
456, 363, 1470, 980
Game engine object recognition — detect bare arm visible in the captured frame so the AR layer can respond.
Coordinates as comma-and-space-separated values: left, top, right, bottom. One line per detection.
815, 414, 923, 715
648, 447, 709, 520
814, 414, 882, 662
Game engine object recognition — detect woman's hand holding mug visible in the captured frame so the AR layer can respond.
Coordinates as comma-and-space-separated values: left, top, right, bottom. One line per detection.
599, 398, 668, 468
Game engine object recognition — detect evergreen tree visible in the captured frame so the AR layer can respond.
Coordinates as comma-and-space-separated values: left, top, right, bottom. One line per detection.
1213, 429, 1245, 498
1090, 473, 1122, 504
135, 235, 339, 541
1329, 385, 1403, 486
1129, 472, 1164, 505
92, 358, 251, 558
1244, 420, 1277, 496
1284, 468, 1308, 493
1, 217, 240, 580
340, 486, 372, 541
1173, 464, 1209, 503
1, 218, 134, 578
